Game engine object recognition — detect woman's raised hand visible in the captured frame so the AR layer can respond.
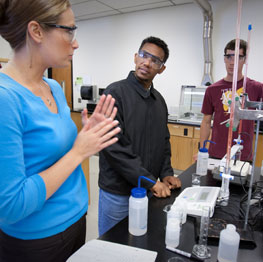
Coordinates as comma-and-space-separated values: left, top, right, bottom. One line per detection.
81, 94, 117, 128
73, 117, 120, 161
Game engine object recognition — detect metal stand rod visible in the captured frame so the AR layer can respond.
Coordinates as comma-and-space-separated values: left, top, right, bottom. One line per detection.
244, 120, 260, 230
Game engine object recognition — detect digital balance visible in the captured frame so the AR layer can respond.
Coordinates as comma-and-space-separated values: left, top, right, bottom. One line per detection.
175, 186, 220, 217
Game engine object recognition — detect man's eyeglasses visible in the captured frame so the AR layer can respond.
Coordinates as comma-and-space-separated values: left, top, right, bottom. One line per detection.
224, 54, 246, 61
44, 24, 77, 43
138, 50, 164, 69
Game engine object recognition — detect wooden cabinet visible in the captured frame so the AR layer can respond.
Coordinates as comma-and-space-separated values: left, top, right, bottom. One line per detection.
192, 127, 201, 157
168, 123, 199, 170
169, 135, 193, 170
0, 57, 9, 67
48, 62, 73, 110
253, 134, 263, 168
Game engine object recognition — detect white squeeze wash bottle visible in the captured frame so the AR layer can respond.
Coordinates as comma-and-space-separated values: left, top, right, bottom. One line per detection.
196, 140, 215, 176
217, 224, 240, 262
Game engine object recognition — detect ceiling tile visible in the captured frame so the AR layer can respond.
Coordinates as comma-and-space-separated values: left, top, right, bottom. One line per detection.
71, 1, 114, 17
70, 0, 93, 5
75, 10, 120, 21
120, 1, 173, 13
98, 0, 171, 9
69, 0, 200, 21
171, 0, 193, 4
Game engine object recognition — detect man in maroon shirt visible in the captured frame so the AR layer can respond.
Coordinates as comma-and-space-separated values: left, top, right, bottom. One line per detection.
199, 39, 263, 161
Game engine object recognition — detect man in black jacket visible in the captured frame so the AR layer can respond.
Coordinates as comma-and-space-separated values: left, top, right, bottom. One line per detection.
98, 36, 181, 236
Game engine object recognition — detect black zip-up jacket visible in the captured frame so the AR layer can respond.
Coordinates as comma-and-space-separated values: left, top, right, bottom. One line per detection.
99, 71, 174, 195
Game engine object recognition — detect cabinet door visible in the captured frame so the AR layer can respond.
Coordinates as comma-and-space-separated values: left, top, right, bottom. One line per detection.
49, 62, 73, 110
253, 134, 263, 167
170, 136, 193, 170
192, 138, 200, 161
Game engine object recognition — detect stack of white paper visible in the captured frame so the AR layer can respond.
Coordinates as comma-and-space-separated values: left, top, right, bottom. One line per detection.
67, 239, 157, 262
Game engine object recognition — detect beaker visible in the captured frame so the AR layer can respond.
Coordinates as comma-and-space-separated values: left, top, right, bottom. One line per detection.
173, 198, 187, 224
165, 217, 180, 248
192, 173, 201, 187
192, 206, 211, 259
163, 204, 183, 235
218, 170, 232, 206
164, 205, 183, 224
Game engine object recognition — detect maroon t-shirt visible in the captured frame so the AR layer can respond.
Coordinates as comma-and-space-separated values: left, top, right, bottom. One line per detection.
201, 77, 263, 161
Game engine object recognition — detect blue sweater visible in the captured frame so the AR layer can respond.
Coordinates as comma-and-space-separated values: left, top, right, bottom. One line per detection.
0, 73, 88, 240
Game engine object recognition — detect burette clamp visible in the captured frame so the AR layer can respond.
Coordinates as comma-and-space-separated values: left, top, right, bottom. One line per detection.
220, 172, 234, 180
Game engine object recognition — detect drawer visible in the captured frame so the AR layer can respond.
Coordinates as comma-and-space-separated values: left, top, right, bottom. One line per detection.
168, 124, 193, 138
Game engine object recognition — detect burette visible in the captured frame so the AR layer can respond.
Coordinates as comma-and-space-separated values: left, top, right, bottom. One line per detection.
219, 0, 243, 203
236, 24, 252, 150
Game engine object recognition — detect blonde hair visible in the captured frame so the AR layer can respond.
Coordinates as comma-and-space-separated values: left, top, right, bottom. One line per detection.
0, 0, 71, 51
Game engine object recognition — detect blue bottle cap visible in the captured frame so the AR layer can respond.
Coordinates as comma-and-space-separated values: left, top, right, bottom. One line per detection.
131, 187, 146, 198
199, 147, 208, 153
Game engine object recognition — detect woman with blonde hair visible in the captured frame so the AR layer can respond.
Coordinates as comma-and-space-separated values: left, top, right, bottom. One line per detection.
0, 0, 120, 261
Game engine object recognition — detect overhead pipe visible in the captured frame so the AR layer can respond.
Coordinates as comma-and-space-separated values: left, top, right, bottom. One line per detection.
193, 0, 214, 86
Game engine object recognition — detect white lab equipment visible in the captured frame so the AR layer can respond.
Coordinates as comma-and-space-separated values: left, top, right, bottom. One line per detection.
192, 206, 211, 259
175, 186, 220, 217
165, 218, 180, 248
217, 224, 240, 262
128, 187, 148, 236
173, 198, 187, 224
219, 143, 244, 174
196, 140, 215, 176
213, 139, 243, 205
128, 176, 155, 236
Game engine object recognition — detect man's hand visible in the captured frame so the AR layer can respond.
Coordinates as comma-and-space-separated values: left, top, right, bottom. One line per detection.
162, 176, 181, 190
150, 181, 171, 198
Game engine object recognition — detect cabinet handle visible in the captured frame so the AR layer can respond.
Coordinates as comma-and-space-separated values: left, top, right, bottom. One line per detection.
184, 128, 188, 136
61, 81, 65, 94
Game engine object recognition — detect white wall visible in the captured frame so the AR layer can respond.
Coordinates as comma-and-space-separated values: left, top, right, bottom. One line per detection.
1, 0, 262, 111
0, 36, 12, 59
212, 0, 263, 84
72, 3, 204, 110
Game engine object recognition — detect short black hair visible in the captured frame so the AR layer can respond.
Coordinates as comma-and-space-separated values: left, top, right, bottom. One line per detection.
224, 39, 247, 56
139, 36, 169, 63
